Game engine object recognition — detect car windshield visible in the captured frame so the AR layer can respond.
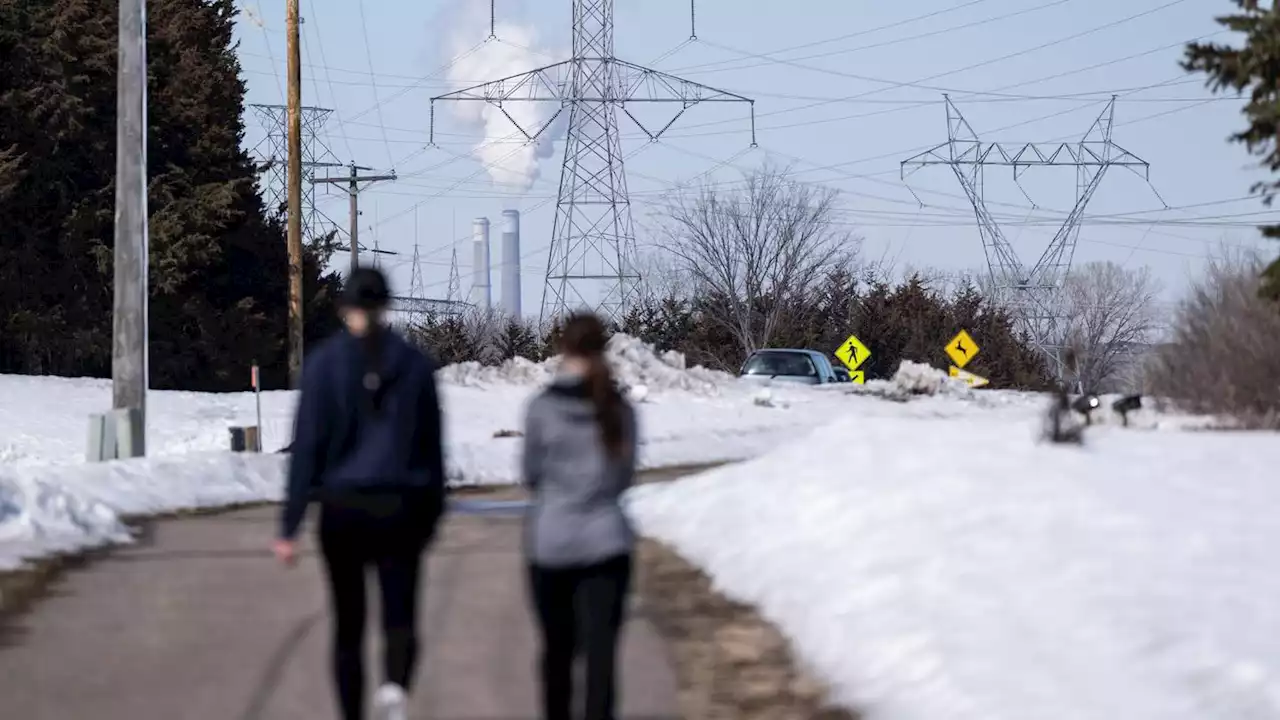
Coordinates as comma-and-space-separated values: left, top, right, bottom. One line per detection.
742, 352, 817, 377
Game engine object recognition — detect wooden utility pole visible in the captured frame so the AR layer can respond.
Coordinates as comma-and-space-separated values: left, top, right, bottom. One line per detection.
285, 0, 304, 388
113, 0, 149, 455
313, 163, 396, 272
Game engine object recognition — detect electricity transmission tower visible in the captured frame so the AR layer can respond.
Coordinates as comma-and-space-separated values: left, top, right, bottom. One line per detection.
447, 248, 462, 304
901, 95, 1156, 375
392, 241, 470, 325
407, 242, 427, 329
429, 0, 756, 325
249, 103, 343, 244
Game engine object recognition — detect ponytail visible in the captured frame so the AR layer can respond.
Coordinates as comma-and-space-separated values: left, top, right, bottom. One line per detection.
559, 311, 625, 457
585, 354, 626, 457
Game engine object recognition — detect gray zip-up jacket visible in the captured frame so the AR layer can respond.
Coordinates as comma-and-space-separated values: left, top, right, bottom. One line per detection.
521, 374, 638, 568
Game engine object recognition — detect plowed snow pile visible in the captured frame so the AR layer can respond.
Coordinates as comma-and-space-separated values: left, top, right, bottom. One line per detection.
437, 333, 734, 394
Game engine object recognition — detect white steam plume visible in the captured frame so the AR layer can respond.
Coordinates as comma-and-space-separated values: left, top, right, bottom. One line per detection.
443, 4, 567, 192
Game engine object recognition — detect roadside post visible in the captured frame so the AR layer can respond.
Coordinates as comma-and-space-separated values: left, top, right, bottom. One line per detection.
252, 361, 263, 449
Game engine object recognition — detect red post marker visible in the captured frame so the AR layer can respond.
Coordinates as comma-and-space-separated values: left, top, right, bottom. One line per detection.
251, 362, 263, 451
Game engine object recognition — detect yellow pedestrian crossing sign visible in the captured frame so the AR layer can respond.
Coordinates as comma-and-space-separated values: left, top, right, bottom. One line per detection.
849, 370, 865, 384
945, 329, 979, 369
835, 334, 871, 371
949, 365, 989, 388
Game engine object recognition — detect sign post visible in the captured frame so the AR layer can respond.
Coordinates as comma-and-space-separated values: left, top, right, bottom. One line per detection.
944, 329, 989, 388
251, 361, 262, 448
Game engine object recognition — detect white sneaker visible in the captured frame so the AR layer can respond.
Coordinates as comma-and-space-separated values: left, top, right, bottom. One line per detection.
373, 683, 408, 720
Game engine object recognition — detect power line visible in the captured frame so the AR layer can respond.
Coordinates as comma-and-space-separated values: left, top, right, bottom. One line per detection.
355, 0, 394, 167
303, 0, 355, 162
628, 12, 1203, 140
238, 23, 1217, 150
238, 3, 284, 102
667, 0, 1002, 74
683, 0, 1076, 77
344, 39, 489, 126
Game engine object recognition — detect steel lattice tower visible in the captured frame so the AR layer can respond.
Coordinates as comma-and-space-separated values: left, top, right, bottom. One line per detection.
446, 248, 462, 304
430, 0, 755, 325
901, 95, 1155, 376
249, 103, 344, 244
407, 242, 427, 329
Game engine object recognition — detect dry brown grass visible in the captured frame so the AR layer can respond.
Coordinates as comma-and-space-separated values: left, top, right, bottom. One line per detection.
635, 538, 858, 720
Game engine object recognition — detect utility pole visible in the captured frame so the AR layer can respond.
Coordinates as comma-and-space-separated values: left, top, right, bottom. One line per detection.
285, 0, 304, 388
113, 0, 149, 455
313, 163, 395, 271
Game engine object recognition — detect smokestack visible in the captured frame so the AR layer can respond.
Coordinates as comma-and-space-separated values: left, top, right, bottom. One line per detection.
501, 209, 521, 319
471, 217, 491, 310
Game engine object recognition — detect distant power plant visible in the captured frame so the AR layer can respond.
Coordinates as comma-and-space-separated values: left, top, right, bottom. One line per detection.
501, 209, 521, 319
469, 210, 522, 318
470, 217, 491, 310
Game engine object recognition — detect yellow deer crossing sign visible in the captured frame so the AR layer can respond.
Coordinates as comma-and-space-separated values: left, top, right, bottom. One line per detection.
945, 329, 979, 369
944, 329, 988, 388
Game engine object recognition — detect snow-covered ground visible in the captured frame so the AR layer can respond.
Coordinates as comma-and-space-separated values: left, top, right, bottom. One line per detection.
0, 336, 1007, 569
0, 339, 1222, 573
5, 333, 1275, 718
627, 409, 1280, 720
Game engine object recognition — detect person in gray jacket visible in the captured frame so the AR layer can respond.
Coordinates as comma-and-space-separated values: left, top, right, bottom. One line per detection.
521, 311, 638, 720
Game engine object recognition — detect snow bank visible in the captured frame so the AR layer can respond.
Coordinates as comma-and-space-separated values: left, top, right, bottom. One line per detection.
627, 415, 1280, 720
888, 359, 965, 396
436, 355, 551, 387
0, 452, 284, 570
437, 333, 733, 394
0, 341, 1225, 570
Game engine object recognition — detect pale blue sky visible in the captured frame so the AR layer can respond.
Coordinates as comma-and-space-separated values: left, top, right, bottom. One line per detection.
232, 0, 1276, 315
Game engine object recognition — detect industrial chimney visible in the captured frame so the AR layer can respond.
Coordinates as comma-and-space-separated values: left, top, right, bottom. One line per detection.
471, 217, 491, 310
500, 209, 521, 319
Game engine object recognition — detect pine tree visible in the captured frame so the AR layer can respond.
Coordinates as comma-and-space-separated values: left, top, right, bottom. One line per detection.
495, 317, 540, 360
1184, 1, 1280, 300
0, 0, 340, 388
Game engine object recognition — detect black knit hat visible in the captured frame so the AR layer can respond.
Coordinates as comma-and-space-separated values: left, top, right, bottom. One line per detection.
342, 266, 391, 311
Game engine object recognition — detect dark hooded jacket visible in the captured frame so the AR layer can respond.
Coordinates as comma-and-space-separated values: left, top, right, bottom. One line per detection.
280, 328, 445, 539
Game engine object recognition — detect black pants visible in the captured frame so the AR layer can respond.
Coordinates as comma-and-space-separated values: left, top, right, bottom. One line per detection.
318, 488, 443, 720
528, 554, 633, 720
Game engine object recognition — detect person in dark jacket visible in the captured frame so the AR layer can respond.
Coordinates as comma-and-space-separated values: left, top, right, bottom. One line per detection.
273, 266, 447, 720
521, 312, 639, 720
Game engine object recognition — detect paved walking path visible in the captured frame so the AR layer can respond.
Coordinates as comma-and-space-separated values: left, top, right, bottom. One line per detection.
0, 501, 680, 719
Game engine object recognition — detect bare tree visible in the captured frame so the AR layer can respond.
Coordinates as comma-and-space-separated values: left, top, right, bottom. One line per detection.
1057, 261, 1164, 393
630, 244, 693, 301
1147, 248, 1280, 425
658, 164, 858, 355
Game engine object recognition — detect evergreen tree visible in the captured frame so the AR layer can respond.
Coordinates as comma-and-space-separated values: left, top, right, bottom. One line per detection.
1184, 1, 1280, 300
495, 317, 540, 360
0, 0, 340, 389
